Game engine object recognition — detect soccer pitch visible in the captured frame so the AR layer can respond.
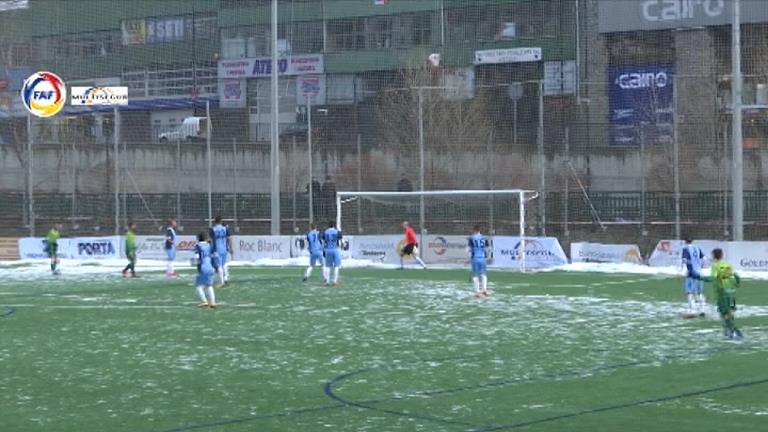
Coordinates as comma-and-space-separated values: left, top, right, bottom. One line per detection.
2, 266, 768, 432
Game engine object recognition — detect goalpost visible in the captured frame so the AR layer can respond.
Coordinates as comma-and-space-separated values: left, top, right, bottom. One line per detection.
335, 189, 539, 271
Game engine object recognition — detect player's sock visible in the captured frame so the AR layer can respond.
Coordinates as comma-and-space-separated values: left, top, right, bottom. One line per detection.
415, 256, 427, 269
322, 267, 330, 283
400, 256, 404, 269
472, 277, 480, 292
333, 268, 340, 284
305, 266, 313, 278
51, 262, 55, 272
196, 285, 207, 303
480, 275, 488, 291
686, 293, 695, 311
223, 264, 230, 283
205, 285, 216, 306
217, 266, 225, 286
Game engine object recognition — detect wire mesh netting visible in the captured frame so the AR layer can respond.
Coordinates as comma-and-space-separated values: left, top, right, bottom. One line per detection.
0, 0, 767, 246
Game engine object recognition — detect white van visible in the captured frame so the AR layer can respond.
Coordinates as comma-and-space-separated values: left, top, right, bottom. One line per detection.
158, 116, 208, 143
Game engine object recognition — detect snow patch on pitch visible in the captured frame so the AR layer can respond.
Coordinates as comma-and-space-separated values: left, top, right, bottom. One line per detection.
549, 262, 768, 281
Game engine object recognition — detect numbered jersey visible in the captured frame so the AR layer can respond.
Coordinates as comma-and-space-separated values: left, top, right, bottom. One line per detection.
209, 224, 230, 254
165, 227, 176, 250
195, 242, 214, 273
468, 233, 487, 260
323, 228, 342, 251
682, 244, 704, 273
307, 229, 322, 255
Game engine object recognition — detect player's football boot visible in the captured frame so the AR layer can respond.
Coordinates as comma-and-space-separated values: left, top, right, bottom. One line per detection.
733, 329, 743, 339
208, 304, 217, 309
302, 276, 308, 283
197, 302, 209, 308
131, 273, 141, 278
166, 272, 178, 278
122, 270, 128, 278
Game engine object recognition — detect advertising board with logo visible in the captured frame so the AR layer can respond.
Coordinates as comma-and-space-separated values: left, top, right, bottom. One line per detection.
296, 74, 326, 105
349, 235, 403, 265
18, 237, 72, 259
720, 241, 768, 272
473, 47, 542, 65
233, 236, 291, 261
121, 19, 146, 45
422, 235, 473, 265
71, 86, 129, 106
218, 79, 246, 109
609, 64, 674, 146
570, 242, 643, 264
290, 234, 353, 260
218, 54, 325, 79
491, 237, 567, 269
21, 71, 66, 118
0, 238, 19, 260
136, 235, 197, 261
647, 239, 725, 268
598, 0, 768, 33
71, 236, 122, 260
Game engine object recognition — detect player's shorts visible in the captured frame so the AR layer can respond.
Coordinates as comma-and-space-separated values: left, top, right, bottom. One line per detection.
324, 249, 341, 268
196, 271, 214, 287
471, 259, 487, 276
684, 277, 703, 294
46, 243, 58, 259
215, 251, 228, 268
401, 243, 416, 256
717, 289, 736, 316
310, 252, 324, 266
166, 248, 176, 260
126, 251, 137, 264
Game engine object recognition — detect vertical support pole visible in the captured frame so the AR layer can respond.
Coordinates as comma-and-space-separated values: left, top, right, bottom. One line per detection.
418, 88, 426, 238
26, 114, 34, 237
122, 139, 127, 227
513, 99, 518, 147
233, 137, 238, 230
640, 126, 647, 236
519, 191, 526, 272
731, 0, 744, 240
564, 127, 570, 237
487, 133, 494, 233
356, 134, 362, 233
291, 135, 297, 230
538, 80, 546, 236
439, 0, 445, 46
113, 107, 119, 235
71, 139, 76, 226
723, 126, 730, 238
270, 0, 281, 235
176, 137, 181, 226
673, 75, 681, 240
335, 193, 342, 231
206, 100, 212, 226
307, 95, 313, 224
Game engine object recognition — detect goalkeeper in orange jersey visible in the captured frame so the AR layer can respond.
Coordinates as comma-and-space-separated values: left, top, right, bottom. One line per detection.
693, 248, 743, 340
398, 221, 426, 269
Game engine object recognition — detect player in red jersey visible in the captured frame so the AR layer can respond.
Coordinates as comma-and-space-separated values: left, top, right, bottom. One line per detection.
399, 221, 427, 269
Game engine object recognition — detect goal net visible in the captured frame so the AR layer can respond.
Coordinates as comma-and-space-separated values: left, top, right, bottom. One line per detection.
335, 190, 539, 269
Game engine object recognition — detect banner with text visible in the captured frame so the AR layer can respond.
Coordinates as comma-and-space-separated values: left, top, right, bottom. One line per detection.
18, 237, 71, 260
233, 236, 291, 261
218, 54, 324, 79
422, 235, 473, 265
71, 236, 122, 260
136, 235, 197, 261
647, 239, 726, 268
724, 242, 768, 272
349, 235, 404, 265
491, 237, 567, 269
570, 242, 643, 264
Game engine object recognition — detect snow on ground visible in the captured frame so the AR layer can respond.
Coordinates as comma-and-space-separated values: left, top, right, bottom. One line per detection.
3, 258, 768, 280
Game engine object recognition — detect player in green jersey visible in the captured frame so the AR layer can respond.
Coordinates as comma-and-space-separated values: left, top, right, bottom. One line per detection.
697, 248, 743, 339
122, 222, 139, 278
44, 223, 62, 275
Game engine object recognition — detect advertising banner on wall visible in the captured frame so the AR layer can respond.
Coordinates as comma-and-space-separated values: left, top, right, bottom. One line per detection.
136, 235, 197, 261
609, 64, 675, 146
233, 236, 291, 261
570, 242, 643, 264
422, 235, 472, 265
218, 54, 324, 79
647, 239, 726, 268
218, 79, 246, 109
18, 237, 68, 259
491, 237, 567, 269
70, 236, 122, 260
723, 242, 768, 272
349, 235, 403, 265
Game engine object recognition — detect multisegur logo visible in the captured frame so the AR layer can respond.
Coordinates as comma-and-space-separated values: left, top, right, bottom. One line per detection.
71, 86, 129, 106
21, 71, 66, 118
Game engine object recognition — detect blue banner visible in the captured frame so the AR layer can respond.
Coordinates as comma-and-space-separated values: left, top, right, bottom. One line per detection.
609, 64, 675, 146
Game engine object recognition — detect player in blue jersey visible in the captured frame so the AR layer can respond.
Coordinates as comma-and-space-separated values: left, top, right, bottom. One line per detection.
194, 232, 217, 308
468, 225, 490, 297
209, 216, 233, 286
165, 219, 178, 277
322, 220, 342, 286
302, 223, 324, 282
682, 237, 706, 313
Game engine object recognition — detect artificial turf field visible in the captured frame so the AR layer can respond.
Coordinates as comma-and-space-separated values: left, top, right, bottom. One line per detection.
1, 266, 767, 432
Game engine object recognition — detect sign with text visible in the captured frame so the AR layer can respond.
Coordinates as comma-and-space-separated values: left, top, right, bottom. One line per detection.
218, 54, 325, 79
422, 235, 473, 265
491, 236, 567, 269
136, 235, 197, 261
233, 236, 291, 261
18, 237, 72, 260
71, 236, 122, 260
474, 47, 542, 65
218, 79, 246, 109
571, 242, 643, 264
609, 64, 675, 146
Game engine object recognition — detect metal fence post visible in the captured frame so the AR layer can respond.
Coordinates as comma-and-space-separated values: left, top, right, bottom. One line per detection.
114, 107, 120, 234
26, 114, 34, 237
233, 137, 238, 230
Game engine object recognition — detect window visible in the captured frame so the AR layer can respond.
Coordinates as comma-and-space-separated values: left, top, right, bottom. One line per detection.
328, 18, 365, 52
446, 0, 559, 45
222, 0, 267, 8
40, 31, 120, 60
606, 31, 675, 66
366, 16, 392, 49
123, 62, 217, 99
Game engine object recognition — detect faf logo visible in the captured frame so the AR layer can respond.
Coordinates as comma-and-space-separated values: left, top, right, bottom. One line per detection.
21, 71, 66, 118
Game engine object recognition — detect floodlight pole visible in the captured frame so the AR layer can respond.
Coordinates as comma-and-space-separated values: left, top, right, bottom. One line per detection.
206, 100, 212, 226
113, 107, 120, 235
270, 0, 281, 235
418, 88, 426, 240
307, 96, 313, 225
731, 0, 744, 240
